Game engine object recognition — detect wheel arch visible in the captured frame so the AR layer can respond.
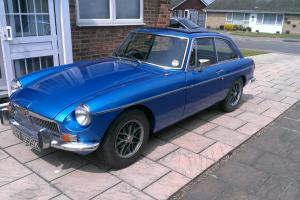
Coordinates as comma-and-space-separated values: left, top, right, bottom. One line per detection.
122, 105, 156, 133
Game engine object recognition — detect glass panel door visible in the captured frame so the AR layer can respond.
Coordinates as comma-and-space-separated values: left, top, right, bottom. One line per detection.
4, 0, 51, 38
13, 55, 53, 78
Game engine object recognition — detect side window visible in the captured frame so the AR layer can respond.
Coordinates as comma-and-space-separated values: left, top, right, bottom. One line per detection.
170, 19, 185, 29
215, 39, 238, 62
189, 38, 217, 69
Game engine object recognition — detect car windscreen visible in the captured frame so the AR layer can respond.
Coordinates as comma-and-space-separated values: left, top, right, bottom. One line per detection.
114, 33, 188, 69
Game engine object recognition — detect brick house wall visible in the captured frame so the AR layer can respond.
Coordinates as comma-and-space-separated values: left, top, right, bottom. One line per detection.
283, 14, 300, 35
69, 0, 170, 61
206, 12, 226, 29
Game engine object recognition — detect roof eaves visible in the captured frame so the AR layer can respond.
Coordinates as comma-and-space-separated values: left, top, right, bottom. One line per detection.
171, 0, 208, 10
171, 0, 187, 10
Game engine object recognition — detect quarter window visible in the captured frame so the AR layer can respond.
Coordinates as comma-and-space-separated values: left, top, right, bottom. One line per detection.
215, 39, 238, 62
189, 38, 217, 68
76, 0, 143, 26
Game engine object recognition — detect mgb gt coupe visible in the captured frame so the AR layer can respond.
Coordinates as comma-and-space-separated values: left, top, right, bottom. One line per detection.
1, 28, 255, 168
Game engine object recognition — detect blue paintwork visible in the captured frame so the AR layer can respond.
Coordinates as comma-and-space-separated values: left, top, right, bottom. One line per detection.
10, 28, 255, 148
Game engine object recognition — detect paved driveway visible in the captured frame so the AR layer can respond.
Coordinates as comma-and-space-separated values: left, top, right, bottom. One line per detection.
0, 53, 300, 200
230, 35, 300, 54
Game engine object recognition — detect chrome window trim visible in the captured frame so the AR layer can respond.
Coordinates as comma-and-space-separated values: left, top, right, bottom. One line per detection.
95, 66, 252, 115
130, 31, 190, 70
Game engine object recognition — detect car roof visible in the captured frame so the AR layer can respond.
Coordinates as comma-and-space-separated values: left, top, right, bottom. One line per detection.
134, 27, 222, 39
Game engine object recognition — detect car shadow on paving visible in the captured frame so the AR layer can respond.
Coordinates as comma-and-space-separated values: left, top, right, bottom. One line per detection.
172, 101, 300, 200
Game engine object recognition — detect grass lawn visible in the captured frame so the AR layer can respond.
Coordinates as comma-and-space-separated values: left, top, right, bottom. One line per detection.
240, 49, 269, 57
229, 31, 300, 39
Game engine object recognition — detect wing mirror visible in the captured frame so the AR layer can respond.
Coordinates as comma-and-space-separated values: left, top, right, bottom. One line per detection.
194, 59, 210, 71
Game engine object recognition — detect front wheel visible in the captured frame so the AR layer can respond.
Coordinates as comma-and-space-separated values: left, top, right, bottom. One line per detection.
98, 109, 149, 169
220, 78, 244, 112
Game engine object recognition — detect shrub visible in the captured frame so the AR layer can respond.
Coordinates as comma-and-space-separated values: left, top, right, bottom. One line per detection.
246, 27, 252, 32
233, 25, 243, 31
224, 23, 234, 31
219, 25, 224, 30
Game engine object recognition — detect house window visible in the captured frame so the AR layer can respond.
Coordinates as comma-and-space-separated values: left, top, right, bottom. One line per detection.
226, 13, 250, 26
256, 13, 283, 25
276, 14, 284, 25
76, 0, 143, 26
263, 14, 277, 25
226, 13, 233, 22
257, 14, 263, 24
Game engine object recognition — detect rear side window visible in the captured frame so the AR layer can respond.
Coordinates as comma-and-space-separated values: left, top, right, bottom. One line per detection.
189, 38, 217, 68
170, 19, 185, 29
215, 39, 238, 62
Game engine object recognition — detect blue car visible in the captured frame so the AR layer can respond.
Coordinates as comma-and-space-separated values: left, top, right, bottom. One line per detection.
1, 28, 255, 168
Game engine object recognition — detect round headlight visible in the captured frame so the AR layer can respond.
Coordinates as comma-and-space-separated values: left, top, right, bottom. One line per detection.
11, 80, 22, 94
75, 104, 91, 126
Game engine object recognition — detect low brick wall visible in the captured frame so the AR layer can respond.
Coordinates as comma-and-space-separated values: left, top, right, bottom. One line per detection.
69, 0, 170, 61
283, 14, 300, 35
206, 12, 226, 29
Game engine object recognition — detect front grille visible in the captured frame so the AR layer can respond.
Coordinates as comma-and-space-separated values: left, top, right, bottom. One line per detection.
13, 104, 59, 133
30, 115, 60, 133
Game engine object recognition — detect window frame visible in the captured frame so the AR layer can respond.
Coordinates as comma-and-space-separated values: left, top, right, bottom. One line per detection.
187, 37, 240, 71
76, 0, 144, 27
256, 13, 284, 26
215, 38, 239, 63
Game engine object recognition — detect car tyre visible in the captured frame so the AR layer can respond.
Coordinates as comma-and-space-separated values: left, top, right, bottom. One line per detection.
220, 78, 244, 112
98, 109, 149, 169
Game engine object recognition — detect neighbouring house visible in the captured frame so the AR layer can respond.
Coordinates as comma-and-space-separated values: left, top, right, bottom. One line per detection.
0, 0, 170, 96
170, 0, 208, 27
205, 0, 300, 34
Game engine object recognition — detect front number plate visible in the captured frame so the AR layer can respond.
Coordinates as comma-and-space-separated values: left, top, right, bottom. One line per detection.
12, 127, 41, 151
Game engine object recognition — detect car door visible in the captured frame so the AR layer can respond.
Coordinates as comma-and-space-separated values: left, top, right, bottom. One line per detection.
214, 38, 242, 97
184, 38, 225, 117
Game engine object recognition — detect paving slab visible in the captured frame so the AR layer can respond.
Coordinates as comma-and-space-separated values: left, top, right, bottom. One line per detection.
52, 164, 120, 200
0, 157, 31, 186
0, 130, 22, 148
159, 148, 214, 179
95, 182, 154, 200
26, 151, 88, 181
204, 126, 248, 147
0, 174, 60, 200
111, 157, 170, 189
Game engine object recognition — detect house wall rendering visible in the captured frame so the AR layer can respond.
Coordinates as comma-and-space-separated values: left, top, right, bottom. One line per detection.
69, 0, 170, 61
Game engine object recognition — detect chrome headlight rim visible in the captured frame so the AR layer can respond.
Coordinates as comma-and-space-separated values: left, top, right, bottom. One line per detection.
75, 104, 92, 126
11, 79, 22, 94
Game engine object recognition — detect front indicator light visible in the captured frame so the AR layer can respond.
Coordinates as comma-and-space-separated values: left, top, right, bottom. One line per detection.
61, 133, 77, 142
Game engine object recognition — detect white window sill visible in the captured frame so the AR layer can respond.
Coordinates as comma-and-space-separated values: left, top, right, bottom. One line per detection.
77, 22, 145, 27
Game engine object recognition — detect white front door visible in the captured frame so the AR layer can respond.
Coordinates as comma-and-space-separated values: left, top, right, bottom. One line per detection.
0, 0, 59, 94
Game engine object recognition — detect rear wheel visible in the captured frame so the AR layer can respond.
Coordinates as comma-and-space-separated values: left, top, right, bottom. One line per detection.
98, 109, 149, 169
220, 78, 244, 112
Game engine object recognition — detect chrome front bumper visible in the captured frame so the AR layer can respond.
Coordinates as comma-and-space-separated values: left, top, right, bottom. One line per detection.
0, 107, 99, 154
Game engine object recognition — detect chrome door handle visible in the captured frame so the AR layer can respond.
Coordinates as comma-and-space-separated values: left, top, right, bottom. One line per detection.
216, 69, 225, 75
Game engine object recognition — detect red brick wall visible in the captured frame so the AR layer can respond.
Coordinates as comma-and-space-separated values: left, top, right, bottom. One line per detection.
69, 0, 170, 61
